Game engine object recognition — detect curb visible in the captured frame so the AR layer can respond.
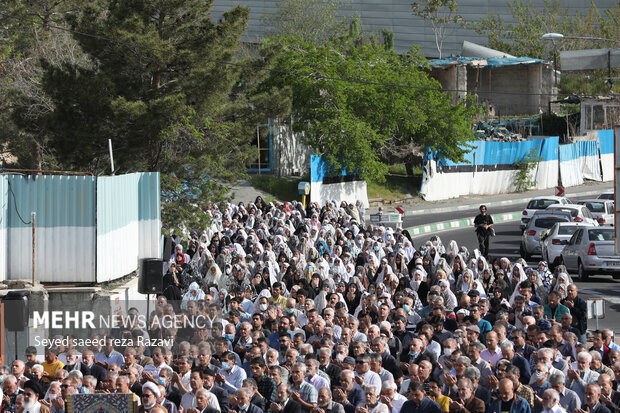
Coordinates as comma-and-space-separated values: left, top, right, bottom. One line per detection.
405, 211, 522, 236
403, 188, 609, 217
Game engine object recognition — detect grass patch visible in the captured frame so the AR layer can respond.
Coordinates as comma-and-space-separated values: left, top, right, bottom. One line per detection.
250, 171, 422, 203
250, 175, 301, 202
367, 175, 421, 200
387, 164, 423, 176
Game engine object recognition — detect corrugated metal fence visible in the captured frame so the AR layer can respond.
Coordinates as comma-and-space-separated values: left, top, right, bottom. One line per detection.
0, 172, 160, 283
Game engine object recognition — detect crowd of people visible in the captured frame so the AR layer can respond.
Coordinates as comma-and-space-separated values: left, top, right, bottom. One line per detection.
2, 197, 620, 413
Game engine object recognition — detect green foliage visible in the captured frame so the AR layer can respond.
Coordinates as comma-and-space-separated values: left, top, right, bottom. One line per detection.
250, 175, 301, 202
467, 1, 620, 95
412, 0, 461, 58
560, 72, 620, 96
261, 0, 353, 45
468, 1, 620, 59
514, 147, 541, 192
260, 33, 480, 183
0, 0, 91, 170
2, 0, 291, 230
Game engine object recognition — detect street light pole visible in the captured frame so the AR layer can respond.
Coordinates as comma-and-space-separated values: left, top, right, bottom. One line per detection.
541, 33, 620, 44
541, 32, 619, 89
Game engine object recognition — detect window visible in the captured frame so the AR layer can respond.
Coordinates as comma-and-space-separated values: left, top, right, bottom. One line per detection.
527, 199, 559, 209
588, 229, 614, 241
558, 226, 580, 236
575, 229, 584, 245
534, 217, 569, 229
582, 202, 605, 213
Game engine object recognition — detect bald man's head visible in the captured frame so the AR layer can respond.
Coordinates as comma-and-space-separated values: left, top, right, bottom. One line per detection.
498, 378, 514, 402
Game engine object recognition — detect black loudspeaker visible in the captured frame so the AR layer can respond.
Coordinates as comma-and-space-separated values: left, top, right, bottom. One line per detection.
3, 290, 29, 331
139, 259, 164, 294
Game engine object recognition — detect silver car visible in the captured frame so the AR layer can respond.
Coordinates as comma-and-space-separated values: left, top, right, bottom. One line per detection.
520, 210, 572, 260
560, 226, 620, 281
540, 222, 587, 269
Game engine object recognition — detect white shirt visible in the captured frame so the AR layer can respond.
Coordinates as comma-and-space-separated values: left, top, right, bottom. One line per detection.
390, 393, 408, 413
541, 405, 566, 413
181, 389, 221, 411
356, 370, 381, 389
23, 401, 43, 413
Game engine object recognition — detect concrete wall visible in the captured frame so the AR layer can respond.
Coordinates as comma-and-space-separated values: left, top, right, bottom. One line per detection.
464, 63, 553, 115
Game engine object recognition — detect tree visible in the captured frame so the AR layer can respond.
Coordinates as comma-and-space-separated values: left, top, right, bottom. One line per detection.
15, 0, 283, 230
0, 0, 90, 170
260, 34, 480, 182
412, 0, 461, 58
262, 0, 353, 45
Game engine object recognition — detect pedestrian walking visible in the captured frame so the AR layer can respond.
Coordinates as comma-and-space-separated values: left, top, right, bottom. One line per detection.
474, 205, 494, 258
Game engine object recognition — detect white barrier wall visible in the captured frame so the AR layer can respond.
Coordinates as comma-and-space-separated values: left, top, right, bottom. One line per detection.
421, 137, 559, 201
599, 129, 614, 182
310, 155, 369, 207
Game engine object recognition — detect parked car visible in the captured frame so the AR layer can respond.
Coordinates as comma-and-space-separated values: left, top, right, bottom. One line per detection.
560, 226, 620, 281
597, 190, 614, 200
546, 204, 599, 226
520, 196, 571, 230
575, 199, 615, 226
520, 210, 573, 260
540, 222, 587, 268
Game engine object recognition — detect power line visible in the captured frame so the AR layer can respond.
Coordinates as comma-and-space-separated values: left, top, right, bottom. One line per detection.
1, 12, 574, 98
7, 180, 32, 225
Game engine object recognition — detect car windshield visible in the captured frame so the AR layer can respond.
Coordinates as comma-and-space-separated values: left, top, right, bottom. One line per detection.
534, 217, 569, 228
527, 199, 559, 209
599, 193, 613, 200
558, 226, 581, 236
588, 228, 614, 241
581, 202, 605, 213
549, 208, 578, 217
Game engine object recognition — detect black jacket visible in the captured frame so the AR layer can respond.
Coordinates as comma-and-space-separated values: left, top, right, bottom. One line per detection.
564, 295, 588, 335
167, 385, 183, 408
210, 384, 230, 413
63, 361, 91, 378
280, 399, 302, 413
87, 363, 108, 388
321, 363, 341, 387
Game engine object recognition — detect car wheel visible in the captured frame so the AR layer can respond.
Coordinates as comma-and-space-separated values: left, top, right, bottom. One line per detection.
578, 260, 590, 281
613, 273, 620, 280
520, 244, 531, 261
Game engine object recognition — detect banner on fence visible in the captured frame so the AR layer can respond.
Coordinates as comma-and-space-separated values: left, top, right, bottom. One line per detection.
559, 140, 602, 187
420, 137, 559, 201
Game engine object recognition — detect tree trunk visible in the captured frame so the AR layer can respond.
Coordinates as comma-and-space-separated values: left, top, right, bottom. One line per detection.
31, 139, 41, 171
405, 161, 414, 176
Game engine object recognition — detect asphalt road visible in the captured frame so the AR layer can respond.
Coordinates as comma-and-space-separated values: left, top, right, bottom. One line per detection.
402, 192, 610, 229
410, 221, 620, 333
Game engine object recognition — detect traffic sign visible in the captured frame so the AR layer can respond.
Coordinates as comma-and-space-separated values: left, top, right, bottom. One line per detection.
555, 186, 565, 197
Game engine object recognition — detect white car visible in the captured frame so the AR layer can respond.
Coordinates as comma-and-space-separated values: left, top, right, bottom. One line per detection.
575, 199, 615, 226
521, 210, 573, 260
560, 226, 620, 281
597, 190, 614, 200
540, 222, 587, 268
520, 196, 571, 230
546, 204, 599, 226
